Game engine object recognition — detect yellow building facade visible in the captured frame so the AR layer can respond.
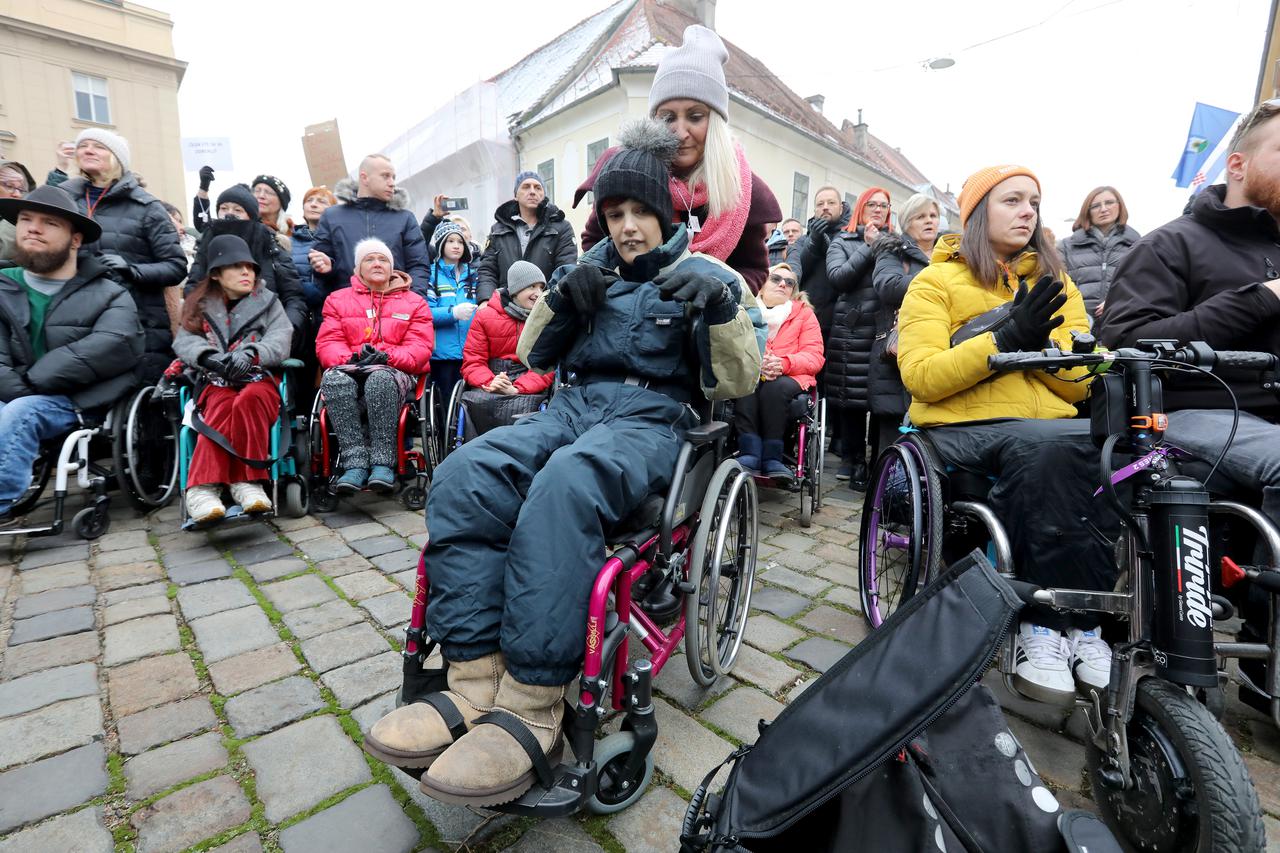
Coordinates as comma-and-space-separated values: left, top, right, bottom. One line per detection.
0, 0, 186, 203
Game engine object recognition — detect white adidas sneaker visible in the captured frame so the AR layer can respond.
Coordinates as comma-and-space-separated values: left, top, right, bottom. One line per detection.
1012, 622, 1076, 706
1068, 626, 1112, 694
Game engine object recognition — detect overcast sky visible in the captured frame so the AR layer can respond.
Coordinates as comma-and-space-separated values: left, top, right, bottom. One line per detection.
156, 0, 1268, 235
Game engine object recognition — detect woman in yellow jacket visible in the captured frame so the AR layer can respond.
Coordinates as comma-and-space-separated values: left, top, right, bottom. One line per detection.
897, 165, 1118, 707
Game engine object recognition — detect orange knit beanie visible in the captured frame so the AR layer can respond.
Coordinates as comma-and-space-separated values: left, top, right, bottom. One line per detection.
958, 165, 1040, 225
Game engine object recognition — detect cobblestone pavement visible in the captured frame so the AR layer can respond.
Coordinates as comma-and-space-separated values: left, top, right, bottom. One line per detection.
1, 461, 1278, 852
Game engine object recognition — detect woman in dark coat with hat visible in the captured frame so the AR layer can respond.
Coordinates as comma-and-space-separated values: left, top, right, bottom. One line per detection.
173, 234, 293, 524
56, 128, 186, 381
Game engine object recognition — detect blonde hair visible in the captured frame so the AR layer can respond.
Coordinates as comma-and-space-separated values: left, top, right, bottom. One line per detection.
80, 151, 124, 184
769, 262, 810, 305
684, 112, 742, 220
897, 193, 940, 238
445, 213, 473, 234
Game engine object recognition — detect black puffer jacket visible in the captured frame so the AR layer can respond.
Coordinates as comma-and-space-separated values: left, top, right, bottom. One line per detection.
789, 202, 852, 334
0, 257, 144, 410
187, 218, 308, 346
58, 174, 185, 378
824, 226, 881, 409
475, 198, 577, 303
1057, 224, 1140, 318
868, 234, 930, 416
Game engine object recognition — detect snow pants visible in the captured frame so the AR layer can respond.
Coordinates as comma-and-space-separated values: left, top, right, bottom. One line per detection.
424, 382, 696, 686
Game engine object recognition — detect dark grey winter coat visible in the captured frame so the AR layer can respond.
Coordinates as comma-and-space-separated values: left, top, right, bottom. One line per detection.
824, 226, 881, 409
57, 174, 186, 374
1057, 224, 1140, 317
173, 286, 292, 370
788, 202, 852, 334
475, 198, 577, 303
868, 234, 930, 416
0, 257, 144, 410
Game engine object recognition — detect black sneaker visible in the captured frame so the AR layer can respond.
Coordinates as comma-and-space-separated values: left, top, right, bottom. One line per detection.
850, 463, 869, 491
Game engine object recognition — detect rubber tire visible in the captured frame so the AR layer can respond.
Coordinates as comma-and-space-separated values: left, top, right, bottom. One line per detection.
1087, 678, 1265, 853
442, 381, 464, 460
583, 731, 655, 815
311, 487, 338, 514
73, 505, 109, 540
685, 460, 759, 687
858, 440, 943, 629
799, 486, 813, 528
281, 478, 308, 518
401, 484, 426, 511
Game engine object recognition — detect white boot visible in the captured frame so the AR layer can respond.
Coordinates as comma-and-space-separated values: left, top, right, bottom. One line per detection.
186, 484, 226, 523
230, 481, 272, 514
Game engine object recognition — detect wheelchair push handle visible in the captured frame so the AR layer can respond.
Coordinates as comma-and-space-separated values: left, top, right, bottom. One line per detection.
1208, 350, 1278, 372
987, 341, 1276, 375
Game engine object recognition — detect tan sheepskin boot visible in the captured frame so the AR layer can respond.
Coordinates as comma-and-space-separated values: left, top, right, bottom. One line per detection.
418, 672, 566, 806
362, 652, 503, 770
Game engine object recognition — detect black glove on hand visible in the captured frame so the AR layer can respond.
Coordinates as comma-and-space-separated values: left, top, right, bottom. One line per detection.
199, 166, 215, 192
197, 351, 222, 372
808, 218, 836, 248
221, 349, 255, 382
656, 269, 731, 311
559, 264, 610, 315
356, 344, 389, 366
99, 253, 134, 281
992, 275, 1068, 353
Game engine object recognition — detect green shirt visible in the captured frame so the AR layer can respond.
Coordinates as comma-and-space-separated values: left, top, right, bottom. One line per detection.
24, 283, 53, 360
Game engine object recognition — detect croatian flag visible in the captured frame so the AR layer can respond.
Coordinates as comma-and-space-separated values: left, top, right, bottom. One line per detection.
1172, 102, 1241, 188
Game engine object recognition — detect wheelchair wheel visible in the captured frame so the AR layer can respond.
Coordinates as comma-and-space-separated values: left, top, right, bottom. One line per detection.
73, 502, 110, 540
799, 398, 826, 528
583, 731, 655, 815
858, 438, 942, 629
416, 389, 434, 480
1087, 677, 1264, 853
11, 446, 53, 517
113, 385, 179, 511
401, 484, 426, 511
686, 459, 759, 687
281, 477, 308, 518
442, 381, 464, 459
424, 383, 444, 470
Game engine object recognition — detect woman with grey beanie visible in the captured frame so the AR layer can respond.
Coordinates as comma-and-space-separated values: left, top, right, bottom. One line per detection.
572, 24, 781, 294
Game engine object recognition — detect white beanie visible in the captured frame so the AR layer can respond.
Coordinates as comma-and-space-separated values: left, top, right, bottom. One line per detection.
354, 237, 394, 271
648, 25, 730, 121
75, 128, 131, 172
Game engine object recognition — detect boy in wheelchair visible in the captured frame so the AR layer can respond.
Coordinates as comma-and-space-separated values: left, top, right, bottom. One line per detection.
364, 120, 762, 806
456, 260, 554, 437
0, 185, 143, 522
897, 165, 1121, 705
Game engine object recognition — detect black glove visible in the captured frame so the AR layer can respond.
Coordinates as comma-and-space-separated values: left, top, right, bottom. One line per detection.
221, 349, 255, 382
197, 351, 221, 372
808, 218, 837, 249
347, 349, 363, 365
656, 269, 731, 311
558, 264, 610, 315
356, 344, 389, 366
99, 253, 134, 281
992, 275, 1067, 353
199, 165, 215, 192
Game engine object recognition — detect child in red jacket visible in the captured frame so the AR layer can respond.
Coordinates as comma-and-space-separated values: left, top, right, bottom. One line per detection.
315, 238, 434, 493
458, 261, 554, 435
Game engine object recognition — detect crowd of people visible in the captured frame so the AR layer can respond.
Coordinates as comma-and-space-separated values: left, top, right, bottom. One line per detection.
1, 20, 1279, 811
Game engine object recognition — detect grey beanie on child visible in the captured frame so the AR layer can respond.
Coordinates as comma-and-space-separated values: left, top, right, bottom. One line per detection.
648, 25, 730, 121
506, 260, 546, 297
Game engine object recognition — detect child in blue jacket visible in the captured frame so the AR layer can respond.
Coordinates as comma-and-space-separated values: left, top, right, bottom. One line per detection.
425, 221, 478, 397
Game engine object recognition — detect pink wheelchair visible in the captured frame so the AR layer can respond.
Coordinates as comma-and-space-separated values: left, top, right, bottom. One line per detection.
387, 419, 758, 815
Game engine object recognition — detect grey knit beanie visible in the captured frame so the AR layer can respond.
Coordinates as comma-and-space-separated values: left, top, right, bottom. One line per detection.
75, 127, 131, 172
648, 25, 730, 121
505, 260, 546, 297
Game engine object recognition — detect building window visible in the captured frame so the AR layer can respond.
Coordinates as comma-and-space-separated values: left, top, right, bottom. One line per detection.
791, 172, 809, 221
537, 159, 555, 203
72, 72, 110, 124
586, 138, 609, 173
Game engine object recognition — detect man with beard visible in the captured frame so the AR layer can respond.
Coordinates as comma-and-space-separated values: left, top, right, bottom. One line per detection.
0, 185, 142, 521
1100, 98, 1280, 717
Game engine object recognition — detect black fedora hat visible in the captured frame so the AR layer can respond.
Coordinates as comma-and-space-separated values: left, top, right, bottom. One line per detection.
0, 185, 102, 242
206, 234, 260, 273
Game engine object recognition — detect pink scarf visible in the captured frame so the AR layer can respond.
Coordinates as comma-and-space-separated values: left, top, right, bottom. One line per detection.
668, 142, 753, 262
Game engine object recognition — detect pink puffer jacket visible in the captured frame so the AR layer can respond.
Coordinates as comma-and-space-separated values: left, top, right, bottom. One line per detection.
315, 272, 434, 373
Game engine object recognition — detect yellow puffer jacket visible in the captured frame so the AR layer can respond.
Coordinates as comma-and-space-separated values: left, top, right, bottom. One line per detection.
897, 234, 1093, 427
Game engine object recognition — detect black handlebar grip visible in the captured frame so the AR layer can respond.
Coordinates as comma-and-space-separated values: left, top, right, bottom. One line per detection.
1252, 569, 1280, 596
1214, 351, 1278, 371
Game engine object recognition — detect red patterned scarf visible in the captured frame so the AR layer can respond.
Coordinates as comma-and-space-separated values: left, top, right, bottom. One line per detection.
668, 142, 752, 261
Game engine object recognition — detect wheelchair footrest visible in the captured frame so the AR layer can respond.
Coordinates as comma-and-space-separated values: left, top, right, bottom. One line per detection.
490, 761, 595, 818
181, 505, 272, 532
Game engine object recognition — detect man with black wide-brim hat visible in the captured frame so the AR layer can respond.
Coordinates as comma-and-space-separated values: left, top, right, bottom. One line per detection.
0, 185, 143, 521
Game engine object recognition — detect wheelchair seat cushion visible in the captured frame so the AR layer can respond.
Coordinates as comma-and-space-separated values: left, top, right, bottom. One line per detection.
606, 493, 665, 543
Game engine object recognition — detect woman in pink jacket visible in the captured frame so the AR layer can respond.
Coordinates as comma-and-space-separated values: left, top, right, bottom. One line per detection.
315, 238, 434, 494
735, 263, 825, 482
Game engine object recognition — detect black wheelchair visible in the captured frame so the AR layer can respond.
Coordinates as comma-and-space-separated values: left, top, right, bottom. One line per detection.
857, 339, 1274, 853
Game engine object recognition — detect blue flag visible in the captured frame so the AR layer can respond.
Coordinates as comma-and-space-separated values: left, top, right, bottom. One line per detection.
1172, 102, 1241, 188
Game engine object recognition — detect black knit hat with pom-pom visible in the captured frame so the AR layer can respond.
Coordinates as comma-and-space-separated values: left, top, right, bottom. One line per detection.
593, 119, 679, 240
